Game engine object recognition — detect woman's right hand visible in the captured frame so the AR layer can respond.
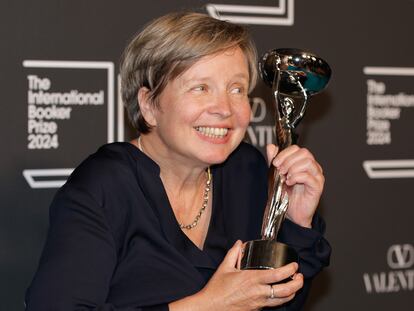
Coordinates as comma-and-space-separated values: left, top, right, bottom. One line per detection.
170, 240, 304, 311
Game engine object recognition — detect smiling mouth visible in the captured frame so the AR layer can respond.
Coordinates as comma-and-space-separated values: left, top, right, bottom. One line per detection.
195, 126, 229, 139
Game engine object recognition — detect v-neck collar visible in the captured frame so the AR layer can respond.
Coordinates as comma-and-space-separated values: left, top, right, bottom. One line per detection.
125, 142, 228, 270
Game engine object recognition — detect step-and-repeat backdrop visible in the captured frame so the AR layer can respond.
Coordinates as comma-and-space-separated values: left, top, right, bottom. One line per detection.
1, 1, 413, 310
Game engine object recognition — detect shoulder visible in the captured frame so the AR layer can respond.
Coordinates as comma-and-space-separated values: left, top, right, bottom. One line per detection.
51, 143, 140, 237
62, 142, 139, 201
73, 142, 137, 177
86, 142, 138, 169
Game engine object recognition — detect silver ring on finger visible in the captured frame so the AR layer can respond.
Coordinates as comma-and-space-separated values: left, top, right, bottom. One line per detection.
269, 285, 275, 299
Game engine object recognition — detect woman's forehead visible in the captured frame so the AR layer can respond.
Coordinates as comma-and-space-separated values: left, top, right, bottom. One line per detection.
176, 48, 250, 84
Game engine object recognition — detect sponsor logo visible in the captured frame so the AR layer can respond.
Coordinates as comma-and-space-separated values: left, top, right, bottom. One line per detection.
363, 67, 414, 179
246, 97, 275, 148
387, 244, 414, 269
363, 244, 414, 294
22, 60, 122, 189
206, 0, 294, 26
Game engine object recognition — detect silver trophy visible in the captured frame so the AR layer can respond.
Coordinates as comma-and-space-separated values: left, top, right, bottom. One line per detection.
240, 48, 331, 271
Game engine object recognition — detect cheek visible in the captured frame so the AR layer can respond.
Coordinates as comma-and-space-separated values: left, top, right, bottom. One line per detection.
236, 102, 252, 127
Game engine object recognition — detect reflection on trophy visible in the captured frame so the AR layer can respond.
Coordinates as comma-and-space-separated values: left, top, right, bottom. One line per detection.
241, 48, 331, 271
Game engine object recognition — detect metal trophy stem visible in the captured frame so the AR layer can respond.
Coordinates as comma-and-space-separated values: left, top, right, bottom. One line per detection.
241, 49, 331, 270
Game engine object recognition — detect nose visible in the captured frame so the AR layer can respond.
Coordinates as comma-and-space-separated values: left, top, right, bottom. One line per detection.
208, 93, 232, 118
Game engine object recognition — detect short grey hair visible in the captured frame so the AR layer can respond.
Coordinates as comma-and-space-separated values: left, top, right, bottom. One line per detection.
120, 11, 258, 133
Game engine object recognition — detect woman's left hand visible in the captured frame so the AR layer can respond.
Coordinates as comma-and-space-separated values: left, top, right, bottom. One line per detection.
266, 144, 325, 228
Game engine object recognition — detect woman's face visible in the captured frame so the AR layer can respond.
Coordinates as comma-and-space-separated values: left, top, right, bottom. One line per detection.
148, 47, 251, 168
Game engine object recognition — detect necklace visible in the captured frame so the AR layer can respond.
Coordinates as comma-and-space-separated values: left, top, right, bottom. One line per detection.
179, 167, 211, 230
137, 136, 212, 230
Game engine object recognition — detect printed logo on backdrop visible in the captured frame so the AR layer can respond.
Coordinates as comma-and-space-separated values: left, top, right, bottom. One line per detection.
247, 97, 275, 148
363, 244, 414, 294
22, 60, 120, 189
362, 67, 414, 179
206, 0, 294, 26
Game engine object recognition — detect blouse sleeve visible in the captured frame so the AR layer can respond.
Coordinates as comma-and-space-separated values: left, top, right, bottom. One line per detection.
25, 182, 168, 311
262, 214, 331, 311
277, 213, 331, 279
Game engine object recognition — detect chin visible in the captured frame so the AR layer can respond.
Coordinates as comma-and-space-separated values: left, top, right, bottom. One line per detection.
201, 148, 235, 165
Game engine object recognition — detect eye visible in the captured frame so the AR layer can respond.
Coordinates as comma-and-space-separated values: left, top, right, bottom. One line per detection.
230, 86, 245, 94
192, 85, 207, 92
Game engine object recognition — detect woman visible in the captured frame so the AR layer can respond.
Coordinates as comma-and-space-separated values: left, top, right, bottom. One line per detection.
26, 12, 330, 311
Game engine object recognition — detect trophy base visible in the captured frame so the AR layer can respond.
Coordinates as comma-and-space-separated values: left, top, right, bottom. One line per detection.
240, 240, 298, 271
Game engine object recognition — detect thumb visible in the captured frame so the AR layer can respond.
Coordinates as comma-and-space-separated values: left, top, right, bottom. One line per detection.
218, 240, 243, 271
266, 144, 279, 167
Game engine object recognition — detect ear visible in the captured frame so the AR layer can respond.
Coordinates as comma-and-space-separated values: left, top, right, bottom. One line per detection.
137, 87, 157, 127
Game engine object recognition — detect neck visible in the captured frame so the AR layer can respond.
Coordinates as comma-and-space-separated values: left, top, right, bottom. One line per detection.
135, 134, 213, 234
136, 134, 208, 195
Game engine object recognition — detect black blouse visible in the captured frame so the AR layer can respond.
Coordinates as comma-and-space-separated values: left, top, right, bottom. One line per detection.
26, 142, 330, 311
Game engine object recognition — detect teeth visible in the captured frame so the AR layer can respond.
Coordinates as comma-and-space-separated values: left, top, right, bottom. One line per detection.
196, 126, 229, 138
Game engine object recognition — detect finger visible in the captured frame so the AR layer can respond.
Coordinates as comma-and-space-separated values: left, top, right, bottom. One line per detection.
266, 144, 279, 167
257, 283, 299, 307
271, 273, 304, 299
273, 144, 300, 159
281, 148, 316, 175
265, 293, 296, 307
255, 262, 298, 284
285, 172, 324, 192
283, 158, 322, 178
292, 272, 303, 280
276, 148, 315, 175
236, 242, 246, 270
218, 240, 243, 271
272, 145, 301, 170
